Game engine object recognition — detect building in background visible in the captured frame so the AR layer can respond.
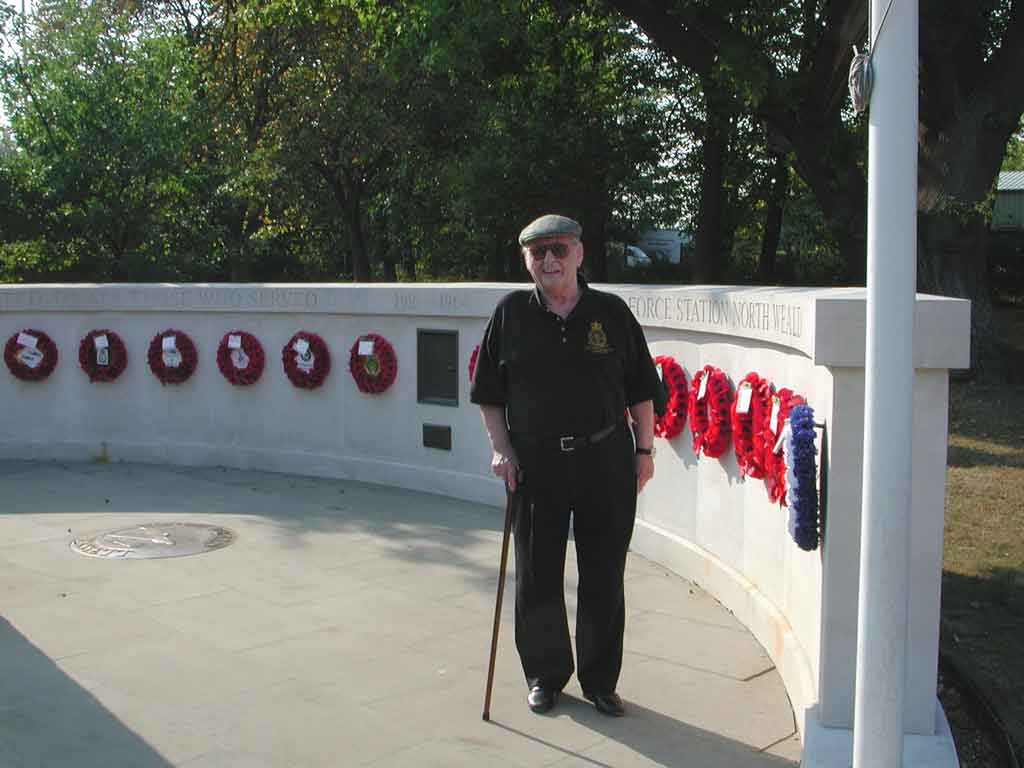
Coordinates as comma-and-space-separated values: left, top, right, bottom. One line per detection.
614, 229, 693, 272
990, 171, 1024, 300
634, 229, 691, 265
993, 171, 1024, 231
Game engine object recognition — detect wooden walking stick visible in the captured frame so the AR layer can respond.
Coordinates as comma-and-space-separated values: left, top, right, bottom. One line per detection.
482, 487, 517, 721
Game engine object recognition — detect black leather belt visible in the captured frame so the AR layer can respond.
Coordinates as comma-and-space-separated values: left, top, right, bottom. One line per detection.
516, 420, 621, 453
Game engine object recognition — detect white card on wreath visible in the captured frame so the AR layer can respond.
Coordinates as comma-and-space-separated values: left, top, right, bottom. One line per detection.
736, 382, 753, 414
773, 421, 791, 455
296, 352, 315, 372
230, 349, 249, 370
96, 347, 109, 366
358, 339, 374, 356
769, 397, 781, 431
293, 338, 309, 355
17, 347, 43, 368
162, 336, 177, 352
697, 373, 708, 401
94, 334, 109, 350
17, 332, 38, 349
163, 349, 182, 368
228, 334, 242, 350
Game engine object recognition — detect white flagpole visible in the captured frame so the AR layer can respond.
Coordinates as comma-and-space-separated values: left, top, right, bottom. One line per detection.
853, 0, 918, 766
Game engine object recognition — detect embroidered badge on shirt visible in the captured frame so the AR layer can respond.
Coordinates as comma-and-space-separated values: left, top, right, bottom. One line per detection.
585, 320, 613, 354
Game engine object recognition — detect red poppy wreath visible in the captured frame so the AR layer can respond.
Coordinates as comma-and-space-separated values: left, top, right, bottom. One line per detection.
652, 354, 688, 440
764, 387, 806, 505
687, 364, 732, 458
468, 344, 480, 383
4, 329, 58, 382
282, 331, 331, 389
729, 372, 773, 478
217, 330, 265, 386
147, 329, 197, 385
79, 329, 127, 383
349, 333, 397, 394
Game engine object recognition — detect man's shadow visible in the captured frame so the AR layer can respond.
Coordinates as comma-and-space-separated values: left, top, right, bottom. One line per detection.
491, 693, 798, 767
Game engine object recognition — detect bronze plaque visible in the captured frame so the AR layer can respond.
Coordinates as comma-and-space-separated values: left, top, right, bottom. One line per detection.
71, 523, 234, 559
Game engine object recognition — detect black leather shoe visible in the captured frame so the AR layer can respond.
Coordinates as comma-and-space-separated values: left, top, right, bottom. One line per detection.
584, 690, 625, 717
527, 685, 560, 713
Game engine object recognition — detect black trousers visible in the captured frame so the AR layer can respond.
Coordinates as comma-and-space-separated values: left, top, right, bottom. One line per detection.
510, 421, 637, 695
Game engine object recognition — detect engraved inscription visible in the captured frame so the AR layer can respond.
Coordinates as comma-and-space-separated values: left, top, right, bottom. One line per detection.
392, 291, 467, 312
626, 295, 804, 339
243, 288, 318, 309
439, 292, 466, 310
0, 287, 321, 311
394, 292, 418, 310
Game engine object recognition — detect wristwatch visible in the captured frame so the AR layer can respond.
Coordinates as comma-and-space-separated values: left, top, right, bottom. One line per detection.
635, 446, 655, 457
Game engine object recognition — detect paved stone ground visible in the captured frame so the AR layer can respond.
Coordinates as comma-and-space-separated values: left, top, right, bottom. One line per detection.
0, 461, 801, 767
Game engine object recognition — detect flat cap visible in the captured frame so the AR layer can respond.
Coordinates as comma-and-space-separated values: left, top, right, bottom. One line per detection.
518, 214, 582, 246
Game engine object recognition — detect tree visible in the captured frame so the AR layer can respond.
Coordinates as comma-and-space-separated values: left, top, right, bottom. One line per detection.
605, 0, 1024, 374
259, 0, 680, 283
0, 0, 711, 286
0, 0, 214, 280
365, 0, 674, 282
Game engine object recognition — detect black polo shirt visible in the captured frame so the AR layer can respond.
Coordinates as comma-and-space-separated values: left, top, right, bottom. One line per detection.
471, 277, 664, 437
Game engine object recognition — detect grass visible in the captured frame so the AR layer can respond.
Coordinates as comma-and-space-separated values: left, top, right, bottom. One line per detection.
941, 307, 1024, 764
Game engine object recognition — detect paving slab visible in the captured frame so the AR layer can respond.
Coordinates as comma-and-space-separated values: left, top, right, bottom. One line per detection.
0, 460, 800, 767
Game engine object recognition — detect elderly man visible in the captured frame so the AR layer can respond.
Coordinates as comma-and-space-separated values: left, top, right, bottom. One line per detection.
470, 214, 663, 717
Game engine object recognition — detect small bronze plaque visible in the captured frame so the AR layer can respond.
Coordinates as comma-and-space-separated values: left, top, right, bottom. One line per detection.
423, 424, 452, 451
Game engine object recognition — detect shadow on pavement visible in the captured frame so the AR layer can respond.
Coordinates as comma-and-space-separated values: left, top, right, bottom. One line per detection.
0, 617, 173, 768
491, 694, 796, 767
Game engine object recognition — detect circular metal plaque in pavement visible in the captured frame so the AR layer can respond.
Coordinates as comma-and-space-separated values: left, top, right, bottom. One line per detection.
71, 523, 234, 559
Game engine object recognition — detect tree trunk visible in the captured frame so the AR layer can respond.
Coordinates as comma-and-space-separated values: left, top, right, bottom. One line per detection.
915, 62, 1024, 379
757, 151, 788, 283
347, 199, 370, 282
507, 240, 523, 280
489, 237, 506, 281
693, 98, 727, 283
402, 241, 417, 281
582, 213, 608, 282
329, 173, 370, 282
787, 130, 867, 285
917, 208, 1002, 378
381, 256, 397, 282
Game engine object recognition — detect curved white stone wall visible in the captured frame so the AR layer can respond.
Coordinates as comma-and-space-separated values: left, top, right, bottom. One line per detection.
0, 282, 968, 766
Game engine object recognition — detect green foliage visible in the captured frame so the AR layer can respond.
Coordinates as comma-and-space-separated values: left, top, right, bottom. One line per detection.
9, 0, 1018, 293
727, 170, 842, 286
0, 0, 219, 280
1003, 120, 1024, 172
0, 0, 692, 283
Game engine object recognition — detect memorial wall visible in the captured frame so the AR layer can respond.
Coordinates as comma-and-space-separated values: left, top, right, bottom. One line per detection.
0, 282, 969, 766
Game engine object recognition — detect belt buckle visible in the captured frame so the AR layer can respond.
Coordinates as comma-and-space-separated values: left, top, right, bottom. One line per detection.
559, 436, 576, 452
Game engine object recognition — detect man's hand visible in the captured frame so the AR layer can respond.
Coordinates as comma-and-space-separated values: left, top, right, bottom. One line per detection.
636, 454, 654, 493
491, 451, 521, 492
628, 400, 655, 494
480, 406, 520, 492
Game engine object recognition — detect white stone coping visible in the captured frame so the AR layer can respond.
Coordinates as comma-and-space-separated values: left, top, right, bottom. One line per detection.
0, 282, 970, 369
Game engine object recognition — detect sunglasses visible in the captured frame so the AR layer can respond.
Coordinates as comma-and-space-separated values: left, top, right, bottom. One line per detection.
525, 242, 573, 260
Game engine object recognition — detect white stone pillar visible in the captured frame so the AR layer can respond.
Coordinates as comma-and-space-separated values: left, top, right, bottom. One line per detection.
853, 0, 919, 766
